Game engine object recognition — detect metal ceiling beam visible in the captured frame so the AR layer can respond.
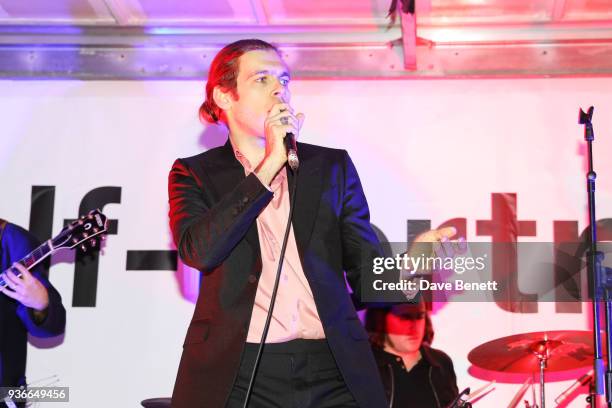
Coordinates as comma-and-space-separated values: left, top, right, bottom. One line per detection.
0, 43, 407, 79
1, 24, 612, 79
0, 24, 401, 44
417, 40, 612, 77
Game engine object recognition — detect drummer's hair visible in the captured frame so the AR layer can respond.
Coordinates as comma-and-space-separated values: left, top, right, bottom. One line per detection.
364, 306, 434, 347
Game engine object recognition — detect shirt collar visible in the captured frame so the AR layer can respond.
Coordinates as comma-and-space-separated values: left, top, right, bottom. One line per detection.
230, 139, 287, 191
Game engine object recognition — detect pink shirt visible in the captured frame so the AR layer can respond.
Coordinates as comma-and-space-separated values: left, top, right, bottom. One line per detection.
231, 147, 325, 343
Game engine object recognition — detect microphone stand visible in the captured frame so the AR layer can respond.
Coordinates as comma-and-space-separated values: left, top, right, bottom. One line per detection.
579, 106, 612, 408
242, 155, 299, 408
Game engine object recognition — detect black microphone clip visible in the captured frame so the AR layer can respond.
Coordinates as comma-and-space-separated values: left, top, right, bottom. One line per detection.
284, 132, 299, 171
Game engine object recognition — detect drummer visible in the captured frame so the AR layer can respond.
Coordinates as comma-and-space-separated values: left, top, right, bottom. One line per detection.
364, 299, 459, 408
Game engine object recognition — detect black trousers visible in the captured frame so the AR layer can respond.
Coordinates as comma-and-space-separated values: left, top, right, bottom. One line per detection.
226, 339, 359, 408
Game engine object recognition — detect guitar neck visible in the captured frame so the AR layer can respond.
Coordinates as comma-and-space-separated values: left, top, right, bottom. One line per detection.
0, 240, 53, 288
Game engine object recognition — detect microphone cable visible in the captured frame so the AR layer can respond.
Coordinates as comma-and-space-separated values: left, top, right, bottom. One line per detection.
242, 164, 298, 408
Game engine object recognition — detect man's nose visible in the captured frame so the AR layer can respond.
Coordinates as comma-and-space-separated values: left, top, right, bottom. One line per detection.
272, 81, 287, 100
272, 88, 285, 100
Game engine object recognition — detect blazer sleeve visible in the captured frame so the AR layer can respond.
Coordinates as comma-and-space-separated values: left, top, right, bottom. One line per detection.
339, 151, 383, 302
4, 224, 66, 338
168, 158, 273, 272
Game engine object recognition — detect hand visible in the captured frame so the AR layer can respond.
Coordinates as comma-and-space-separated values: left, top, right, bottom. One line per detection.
0, 263, 49, 311
400, 226, 463, 276
413, 226, 465, 259
399, 227, 464, 300
261, 103, 305, 168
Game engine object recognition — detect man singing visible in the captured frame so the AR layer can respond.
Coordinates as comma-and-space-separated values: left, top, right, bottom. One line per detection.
168, 39, 454, 408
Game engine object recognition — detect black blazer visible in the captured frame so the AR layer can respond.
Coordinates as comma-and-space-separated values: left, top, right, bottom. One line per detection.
373, 345, 459, 408
168, 140, 388, 408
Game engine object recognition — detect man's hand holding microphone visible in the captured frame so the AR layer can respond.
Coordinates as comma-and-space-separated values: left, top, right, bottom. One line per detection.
255, 102, 305, 185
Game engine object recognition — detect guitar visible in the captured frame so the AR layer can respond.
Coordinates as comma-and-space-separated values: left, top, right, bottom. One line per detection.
0, 209, 108, 288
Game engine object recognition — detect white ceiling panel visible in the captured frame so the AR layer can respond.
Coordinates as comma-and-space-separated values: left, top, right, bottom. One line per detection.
0, 0, 114, 23
563, 0, 612, 21
136, 0, 258, 24
264, 0, 394, 25
419, 0, 557, 24
1, 0, 612, 77
0, 0, 610, 27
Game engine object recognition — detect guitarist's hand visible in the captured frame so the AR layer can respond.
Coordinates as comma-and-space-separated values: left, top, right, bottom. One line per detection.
0, 263, 49, 312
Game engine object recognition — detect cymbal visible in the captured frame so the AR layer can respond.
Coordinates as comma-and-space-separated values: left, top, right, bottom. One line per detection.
468, 330, 596, 373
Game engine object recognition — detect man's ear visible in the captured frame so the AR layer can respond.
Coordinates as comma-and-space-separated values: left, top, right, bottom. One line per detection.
213, 86, 232, 112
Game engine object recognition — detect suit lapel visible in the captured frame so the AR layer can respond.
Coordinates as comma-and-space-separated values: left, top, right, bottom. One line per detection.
288, 144, 323, 259
205, 140, 261, 253
205, 140, 323, 267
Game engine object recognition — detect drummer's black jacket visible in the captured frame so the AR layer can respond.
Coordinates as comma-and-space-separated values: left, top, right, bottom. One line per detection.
372, 344, 459, 408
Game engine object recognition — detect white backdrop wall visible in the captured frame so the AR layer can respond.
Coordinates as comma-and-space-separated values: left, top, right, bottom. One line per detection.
1, 78, 611, 407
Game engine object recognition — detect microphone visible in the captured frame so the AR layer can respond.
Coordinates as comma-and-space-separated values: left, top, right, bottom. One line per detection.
278, 101, 299, 171
284, 132, 299, 171
554, 370, 593, 405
